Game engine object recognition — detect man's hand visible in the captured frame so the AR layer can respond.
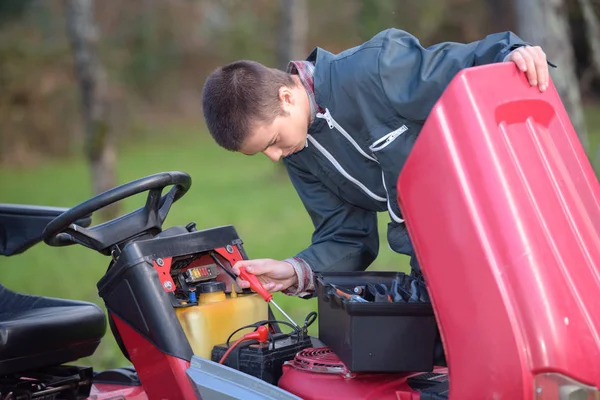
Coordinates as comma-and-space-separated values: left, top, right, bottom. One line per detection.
505, 45, 549, 92
232, 259, 298, 293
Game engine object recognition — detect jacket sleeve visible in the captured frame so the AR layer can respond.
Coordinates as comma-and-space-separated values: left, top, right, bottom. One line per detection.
377, 29, 528, 122
283, 158, 380, 274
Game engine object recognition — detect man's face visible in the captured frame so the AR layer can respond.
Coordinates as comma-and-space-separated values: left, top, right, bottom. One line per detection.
239, 80, 310, 162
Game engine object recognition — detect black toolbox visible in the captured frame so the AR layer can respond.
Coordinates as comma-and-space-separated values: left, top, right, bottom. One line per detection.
316, 271, 438, 373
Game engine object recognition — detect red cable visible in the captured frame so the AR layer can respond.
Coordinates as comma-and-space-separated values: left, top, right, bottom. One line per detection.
218, 336, 246, 364
219, 326, 269, 365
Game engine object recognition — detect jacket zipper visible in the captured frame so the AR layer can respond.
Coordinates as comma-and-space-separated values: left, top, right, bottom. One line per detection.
381, 170, 404, 223
316, 109, 379, 163
306, 135, 386, 203
310, 109, 405, 224
369, 125, 408, 152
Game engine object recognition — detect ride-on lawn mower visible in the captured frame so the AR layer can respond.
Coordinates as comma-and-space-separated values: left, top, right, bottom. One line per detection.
1, 62, 599, 400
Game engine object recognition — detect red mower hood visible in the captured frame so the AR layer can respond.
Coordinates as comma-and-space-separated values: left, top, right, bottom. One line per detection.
397, 63, 600, 399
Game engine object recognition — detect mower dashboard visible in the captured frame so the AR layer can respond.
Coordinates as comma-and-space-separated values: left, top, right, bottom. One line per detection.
0, 204, 92, 257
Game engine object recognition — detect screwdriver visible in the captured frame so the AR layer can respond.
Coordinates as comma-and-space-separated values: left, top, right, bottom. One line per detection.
238, 266, 300, 330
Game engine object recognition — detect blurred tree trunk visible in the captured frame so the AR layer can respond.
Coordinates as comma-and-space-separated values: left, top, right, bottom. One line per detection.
277, 0, 308, 70
66, 0, 119, 220
513, 0, 591, 155
514, 0, 591, 154
276, 0, 308, 173
577, 0, 600, 77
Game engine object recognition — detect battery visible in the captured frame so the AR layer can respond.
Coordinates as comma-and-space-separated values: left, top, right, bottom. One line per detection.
211, 332, 313, 385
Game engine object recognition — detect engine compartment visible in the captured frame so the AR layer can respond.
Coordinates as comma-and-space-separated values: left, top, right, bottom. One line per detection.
92, 217, 450, 400
135, 224, 449, 400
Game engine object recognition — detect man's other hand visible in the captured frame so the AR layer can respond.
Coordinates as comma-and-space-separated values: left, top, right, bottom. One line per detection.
505, 45, 549, 92
232, 259, 298, 293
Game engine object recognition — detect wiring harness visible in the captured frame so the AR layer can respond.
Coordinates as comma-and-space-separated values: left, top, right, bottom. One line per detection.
218, 311, 317, 365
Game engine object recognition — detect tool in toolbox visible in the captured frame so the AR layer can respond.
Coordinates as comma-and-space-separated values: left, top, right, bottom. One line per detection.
366, 282, 393, 303
328, 284, 369, 303
327, 275, 430, 304
390, 276, 414, 303
237, 266, 300, 329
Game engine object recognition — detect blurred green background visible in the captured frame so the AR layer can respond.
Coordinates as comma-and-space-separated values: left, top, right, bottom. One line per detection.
1, 0, 599, 371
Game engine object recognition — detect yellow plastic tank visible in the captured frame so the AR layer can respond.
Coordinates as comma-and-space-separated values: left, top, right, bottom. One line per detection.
175, 283, 268, 359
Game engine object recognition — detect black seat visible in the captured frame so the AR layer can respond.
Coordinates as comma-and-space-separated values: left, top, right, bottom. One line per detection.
0, 285, 106, 375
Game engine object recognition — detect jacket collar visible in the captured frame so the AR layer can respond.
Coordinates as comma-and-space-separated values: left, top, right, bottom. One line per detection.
306, 47, 334, 108
286, 60, 321, 123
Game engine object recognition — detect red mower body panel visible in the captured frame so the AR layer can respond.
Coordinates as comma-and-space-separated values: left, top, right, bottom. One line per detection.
111, 314, 197, 400
88, 384, 148, 400
397, 63, 600, 399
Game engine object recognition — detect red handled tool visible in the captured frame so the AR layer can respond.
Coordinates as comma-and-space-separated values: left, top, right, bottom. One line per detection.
238, 266, 300, 329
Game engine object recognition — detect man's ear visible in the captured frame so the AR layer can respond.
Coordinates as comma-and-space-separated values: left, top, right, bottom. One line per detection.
278, 85, 295, 109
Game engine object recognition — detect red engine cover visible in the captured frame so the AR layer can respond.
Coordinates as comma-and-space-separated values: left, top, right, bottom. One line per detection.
397, 62, 600, 398
278, 348, 441, 400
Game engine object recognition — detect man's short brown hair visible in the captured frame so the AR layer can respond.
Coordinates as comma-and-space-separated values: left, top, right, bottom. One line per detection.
201, 60, 296, 151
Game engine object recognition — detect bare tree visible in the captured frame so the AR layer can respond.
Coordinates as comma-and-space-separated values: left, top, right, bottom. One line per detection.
577, 0, 600, 77
514, 0, 591, 153
277, 0, 308, 70
65, 0, 119, 220
276, 0, 308, 172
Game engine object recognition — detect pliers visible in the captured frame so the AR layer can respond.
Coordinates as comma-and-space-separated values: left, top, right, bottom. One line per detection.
366, 283, 393, 303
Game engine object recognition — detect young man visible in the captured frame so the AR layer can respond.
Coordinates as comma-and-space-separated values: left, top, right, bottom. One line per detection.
202, 28, 550, 298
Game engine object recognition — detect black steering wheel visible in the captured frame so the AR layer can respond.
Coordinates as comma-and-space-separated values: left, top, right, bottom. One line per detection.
42, 171, 191, 255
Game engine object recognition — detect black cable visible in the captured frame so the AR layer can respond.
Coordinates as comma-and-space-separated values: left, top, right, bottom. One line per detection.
210, 252, 239, 282
303, 312, 317, 329
225, 310, 318, 348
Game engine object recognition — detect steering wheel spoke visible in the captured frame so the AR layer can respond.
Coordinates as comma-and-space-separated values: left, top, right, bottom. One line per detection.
63, 224, 104, 250
145, 188, 163, 221
145, 188, 163, 212
42, 171, 192, 255
157, 187, 178, 224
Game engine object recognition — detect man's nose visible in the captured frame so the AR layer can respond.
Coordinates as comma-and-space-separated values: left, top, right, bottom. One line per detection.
263, 148, 282, 162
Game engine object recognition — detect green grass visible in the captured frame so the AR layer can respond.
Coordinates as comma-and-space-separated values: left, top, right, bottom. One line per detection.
0, 123, 407, 370
1, 107, 599, 371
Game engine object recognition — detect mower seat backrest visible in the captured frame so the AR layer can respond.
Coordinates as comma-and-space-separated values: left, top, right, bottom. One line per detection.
0, 284, 106, 375
0, 204, 92, 257
396, 63, 600, 398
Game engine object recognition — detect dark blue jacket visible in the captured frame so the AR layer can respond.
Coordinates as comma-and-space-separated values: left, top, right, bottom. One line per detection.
283, 28, 528, 273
